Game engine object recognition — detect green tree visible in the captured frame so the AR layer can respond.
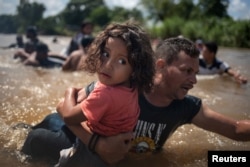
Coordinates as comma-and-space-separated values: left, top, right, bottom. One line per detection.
37, 16, 67, 35
60, 0, 104, 28
109, 7, 144, 24
17, 0, 45, 30
173, 0, 196, 20
89, 6, 110, 27
141, 0, 199, 22
141, 0, 175, 22
197, 0, 230, 18
140, 0, 231, 22
0, 15, 19, 33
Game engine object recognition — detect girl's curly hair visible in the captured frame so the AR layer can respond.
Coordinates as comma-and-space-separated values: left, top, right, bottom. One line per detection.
83, 22, 155, 93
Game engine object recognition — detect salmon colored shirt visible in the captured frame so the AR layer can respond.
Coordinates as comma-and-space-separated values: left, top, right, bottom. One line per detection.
81, 81, 139, 136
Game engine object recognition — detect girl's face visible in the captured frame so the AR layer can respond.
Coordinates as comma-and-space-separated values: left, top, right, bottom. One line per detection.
98, 37, 133, 87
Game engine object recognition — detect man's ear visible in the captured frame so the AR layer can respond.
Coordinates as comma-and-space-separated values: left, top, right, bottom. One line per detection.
156, 59, 166, 70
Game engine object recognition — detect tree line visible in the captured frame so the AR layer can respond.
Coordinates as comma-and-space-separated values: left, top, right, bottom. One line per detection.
0, 0, 249, 48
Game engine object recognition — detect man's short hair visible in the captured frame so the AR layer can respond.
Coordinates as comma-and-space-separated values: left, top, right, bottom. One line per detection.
204, 41, 218, 54
26, 26, 37, 36
36, 43, 49, 53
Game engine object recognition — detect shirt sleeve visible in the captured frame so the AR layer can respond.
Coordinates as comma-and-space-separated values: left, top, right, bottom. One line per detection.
85, 81, 96, 96
220, 61, 230, 73
184, 95, 202, 123
81, 88, 111, 123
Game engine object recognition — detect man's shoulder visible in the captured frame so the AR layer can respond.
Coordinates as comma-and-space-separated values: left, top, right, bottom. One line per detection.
175, 95, 201, 108
183, 95, 201, 103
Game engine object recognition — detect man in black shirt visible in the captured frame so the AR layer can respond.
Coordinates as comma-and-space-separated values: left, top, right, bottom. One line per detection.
22, 37, 250, 166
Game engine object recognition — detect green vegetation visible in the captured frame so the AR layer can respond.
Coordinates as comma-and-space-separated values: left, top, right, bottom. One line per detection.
0, 0, 249, 48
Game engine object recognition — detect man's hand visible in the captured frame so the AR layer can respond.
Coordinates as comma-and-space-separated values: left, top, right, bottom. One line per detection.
95, 132, 134, 165
56, 87, 86, 124
77, 88, 87, 103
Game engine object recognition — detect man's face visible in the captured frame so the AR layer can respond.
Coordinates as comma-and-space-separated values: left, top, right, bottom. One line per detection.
201, 45, 214, 61
26, 32, 36, 39
162, 51, 199, 100
82, 24, 93, 35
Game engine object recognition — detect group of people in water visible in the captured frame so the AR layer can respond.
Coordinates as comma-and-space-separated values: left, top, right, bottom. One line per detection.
11, 21, 94, 70
2, 21, 249, 166
9, 21, 248, 85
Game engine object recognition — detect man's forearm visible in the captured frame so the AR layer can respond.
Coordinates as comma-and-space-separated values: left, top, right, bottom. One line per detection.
67, 123, 92, 145
67, 123, 132, 165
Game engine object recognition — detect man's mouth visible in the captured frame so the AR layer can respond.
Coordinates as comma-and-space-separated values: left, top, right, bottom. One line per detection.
182, 84, 193, 91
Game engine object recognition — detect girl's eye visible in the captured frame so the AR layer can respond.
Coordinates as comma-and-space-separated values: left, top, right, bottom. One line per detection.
102, 52, 109, 58
118, 59, 127, 65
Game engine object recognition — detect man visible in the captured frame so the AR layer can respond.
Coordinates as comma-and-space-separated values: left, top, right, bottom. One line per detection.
14, 26, 49, 62
198, 41, 247, 84
22, 37, 250, 166
62, 35, 94, 71
1, 34, 24, 49
64, 21, 94, 56
23, 43, 62, 68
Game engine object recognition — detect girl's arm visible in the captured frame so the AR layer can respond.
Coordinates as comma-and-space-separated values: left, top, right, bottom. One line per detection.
59, 86, 133, 164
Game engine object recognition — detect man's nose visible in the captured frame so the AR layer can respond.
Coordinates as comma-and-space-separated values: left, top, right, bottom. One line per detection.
190, 74, 197, 84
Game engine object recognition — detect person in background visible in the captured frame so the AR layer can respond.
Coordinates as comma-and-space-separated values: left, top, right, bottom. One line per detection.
63, 21, 94, 57
195, 39, 203, 52
62, 35, 94, 72
0, 34, 24, 49
14, 26, 49, 62
23, 43, 62, 68
198, 41, 247, 84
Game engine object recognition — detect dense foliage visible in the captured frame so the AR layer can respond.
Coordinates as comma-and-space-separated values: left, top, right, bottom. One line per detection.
0, 0, 249, 48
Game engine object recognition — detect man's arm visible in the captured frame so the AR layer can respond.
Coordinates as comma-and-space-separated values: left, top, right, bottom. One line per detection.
226, 68, 247, 84
14, 49, 31, 61
56, 87, 87, 124
192, 103, 250, 141
61, 52, 81, 71
68, 123, 133, 165
23, 54, 40, 66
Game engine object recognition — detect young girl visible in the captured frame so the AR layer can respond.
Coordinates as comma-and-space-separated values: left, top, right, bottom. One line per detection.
56, 22, 155, 167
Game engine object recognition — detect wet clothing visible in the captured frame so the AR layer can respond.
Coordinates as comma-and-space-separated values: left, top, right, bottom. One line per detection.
132, 93, 201, 153
55, 139, 108, 167
85, 82, 201, 153
65, 33, 92, 56
55, 81, 139, 166
38, 57, 62, 68
21, 82, 202, 166
21, 113, 75, 161
199, 57, 230, 75
24, 38, 41, 53
82, 81, 139, 136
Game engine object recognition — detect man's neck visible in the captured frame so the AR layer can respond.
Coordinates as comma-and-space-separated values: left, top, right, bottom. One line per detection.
144, 88, 173, 107
203, 54, 215, 65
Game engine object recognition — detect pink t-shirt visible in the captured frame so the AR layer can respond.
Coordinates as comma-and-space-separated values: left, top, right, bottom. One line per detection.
81, 81, 139, 136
